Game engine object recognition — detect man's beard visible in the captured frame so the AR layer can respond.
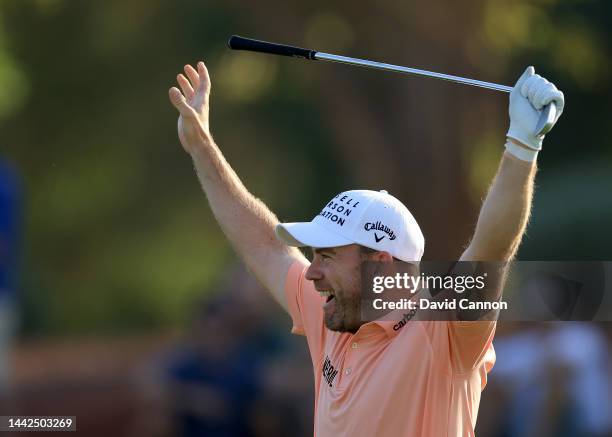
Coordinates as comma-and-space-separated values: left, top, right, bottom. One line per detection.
324, 278, 363, 333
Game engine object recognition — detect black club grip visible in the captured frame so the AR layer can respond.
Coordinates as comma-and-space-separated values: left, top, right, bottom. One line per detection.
227, 35, 316, 60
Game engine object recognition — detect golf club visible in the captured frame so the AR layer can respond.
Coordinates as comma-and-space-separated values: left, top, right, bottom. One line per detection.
227, 35, 557, 136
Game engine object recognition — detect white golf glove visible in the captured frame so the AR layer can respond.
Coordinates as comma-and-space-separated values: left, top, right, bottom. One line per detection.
506, 66, 564, 161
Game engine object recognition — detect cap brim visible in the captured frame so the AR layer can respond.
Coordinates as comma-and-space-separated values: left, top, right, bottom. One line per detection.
275, 222, 354, 248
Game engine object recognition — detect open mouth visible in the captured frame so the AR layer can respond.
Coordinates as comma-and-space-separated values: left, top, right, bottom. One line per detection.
319, 290, 336, 303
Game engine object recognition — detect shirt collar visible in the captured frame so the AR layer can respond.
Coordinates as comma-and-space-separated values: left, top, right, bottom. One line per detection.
370, 307, 415, 339
370, 320, 402, 339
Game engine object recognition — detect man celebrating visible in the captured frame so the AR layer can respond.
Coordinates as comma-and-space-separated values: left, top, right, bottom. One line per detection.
169, 62, 563, 436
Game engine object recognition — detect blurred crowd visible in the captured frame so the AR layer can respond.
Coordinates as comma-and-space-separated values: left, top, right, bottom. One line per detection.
0, 158, 20, 394
144, 266, 314, 437
479, 323, 612, 437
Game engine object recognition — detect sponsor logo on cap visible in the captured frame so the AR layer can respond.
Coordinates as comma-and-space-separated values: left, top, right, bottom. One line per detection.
364, 221, 397, 242
317, 194, 361, 227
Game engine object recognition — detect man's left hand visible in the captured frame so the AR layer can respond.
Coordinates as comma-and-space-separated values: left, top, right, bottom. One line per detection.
506, 66, 565, 151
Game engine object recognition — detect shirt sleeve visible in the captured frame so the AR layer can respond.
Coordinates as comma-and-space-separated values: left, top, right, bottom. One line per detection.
448, 321, 497, 373
441, 262, 498, 372
284, 260, 326, 365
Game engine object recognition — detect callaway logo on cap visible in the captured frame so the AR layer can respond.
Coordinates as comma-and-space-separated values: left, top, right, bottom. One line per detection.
275, 190, 425, 262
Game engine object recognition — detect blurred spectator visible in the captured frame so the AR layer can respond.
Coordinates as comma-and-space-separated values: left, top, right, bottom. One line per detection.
158, 265, 313, 437
162, 292, 260, 436
483, 323, 612, 437
0, 158, 22, 392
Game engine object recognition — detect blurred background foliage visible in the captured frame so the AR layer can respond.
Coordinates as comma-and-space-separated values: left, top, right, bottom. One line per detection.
0, 0, 610, 338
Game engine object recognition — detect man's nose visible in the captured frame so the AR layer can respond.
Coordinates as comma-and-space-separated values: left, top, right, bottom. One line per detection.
305, 260, 323, 281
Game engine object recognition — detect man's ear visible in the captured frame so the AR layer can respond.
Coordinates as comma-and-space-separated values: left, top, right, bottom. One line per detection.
371, 251, 394, 263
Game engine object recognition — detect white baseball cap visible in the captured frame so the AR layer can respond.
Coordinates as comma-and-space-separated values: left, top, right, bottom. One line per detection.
275, 190, 425, 262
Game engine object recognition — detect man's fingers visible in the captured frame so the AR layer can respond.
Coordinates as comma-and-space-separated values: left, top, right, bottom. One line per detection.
540, 90, 565, 118
177, 74, 195, 101
514, 66, 535, 90
169, 87, 196, 117
196, 61, 211, 94
533, 83, 555, 110
184, 64, 200, 91
522, 75, 544, 109
191, 62, 211, 111
520, 75, 564, 114
521, 74, 543, 100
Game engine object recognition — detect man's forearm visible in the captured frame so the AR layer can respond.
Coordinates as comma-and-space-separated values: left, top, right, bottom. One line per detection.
189, 134, 296, 251
465, 149, 536, 261
189, 135, 301, 308
190, 137, 279, 251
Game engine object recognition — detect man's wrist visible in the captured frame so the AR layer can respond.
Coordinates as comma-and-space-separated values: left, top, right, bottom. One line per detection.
188, 132, 214, 155
506, 137, 533, 149
505, 137, 539, 162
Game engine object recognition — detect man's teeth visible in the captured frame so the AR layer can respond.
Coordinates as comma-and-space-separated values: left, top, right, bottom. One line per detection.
319, 291, 332, 298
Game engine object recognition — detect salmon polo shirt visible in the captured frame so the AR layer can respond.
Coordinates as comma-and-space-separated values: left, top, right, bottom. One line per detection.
285, 261, 496, 437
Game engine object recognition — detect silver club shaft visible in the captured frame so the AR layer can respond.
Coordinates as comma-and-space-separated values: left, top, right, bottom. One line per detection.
226, 35, 556, 136
315, 52, 514, 93
315, 52, 557, 136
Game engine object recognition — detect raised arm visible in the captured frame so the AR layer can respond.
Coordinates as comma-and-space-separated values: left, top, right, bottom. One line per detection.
168, 61, 306, 312
460, 150, 536, 262
449, 69, 564, 368
461, 67, 564, 262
